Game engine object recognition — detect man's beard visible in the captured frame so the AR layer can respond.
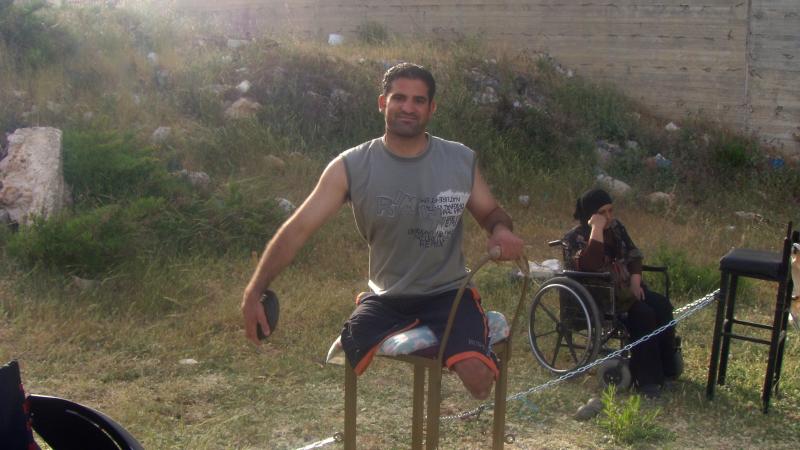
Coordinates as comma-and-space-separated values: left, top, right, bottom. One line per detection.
386, 114, 426, 137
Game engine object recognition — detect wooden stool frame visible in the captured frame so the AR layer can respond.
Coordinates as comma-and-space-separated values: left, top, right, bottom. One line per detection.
342, 251, 530, 449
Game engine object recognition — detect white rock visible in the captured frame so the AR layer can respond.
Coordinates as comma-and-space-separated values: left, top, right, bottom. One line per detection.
150, 126, 172, 144
646, 192, 674, 206
734, 211, 763, 222
179, 358, 199, 365
665, 122, 680, 131
0, 127, 69, 225
328, 33, 344, 45
187, 171, 210, 190
72, 275, 98, 291
224, 98, 262, 120
276, 197, 296, 213
518, 195, 530, 207
595, 174, 631, 197
236, 80, 251, 93
264, 155, 286, 170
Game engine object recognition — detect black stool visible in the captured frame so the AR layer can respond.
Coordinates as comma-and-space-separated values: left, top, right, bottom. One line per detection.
706, 222, 796, 413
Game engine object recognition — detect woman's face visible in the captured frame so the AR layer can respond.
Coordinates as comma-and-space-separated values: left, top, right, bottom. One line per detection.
596, 203, 614, 229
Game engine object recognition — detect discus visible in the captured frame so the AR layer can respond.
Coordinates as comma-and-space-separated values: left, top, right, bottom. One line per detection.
256, 289, 280, 340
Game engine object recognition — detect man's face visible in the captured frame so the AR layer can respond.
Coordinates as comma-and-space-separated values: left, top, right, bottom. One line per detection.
379, 77, 436, 138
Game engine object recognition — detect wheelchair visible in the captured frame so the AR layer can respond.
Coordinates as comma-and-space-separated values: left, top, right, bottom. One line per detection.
527, 239, 670, 389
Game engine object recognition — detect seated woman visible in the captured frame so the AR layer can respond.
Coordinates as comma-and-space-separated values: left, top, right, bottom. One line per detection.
563, 188, 680, 398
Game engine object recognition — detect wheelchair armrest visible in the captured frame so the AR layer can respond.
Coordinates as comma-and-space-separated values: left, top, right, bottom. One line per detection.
641, 265, 670, 299
562, 270, 613, 282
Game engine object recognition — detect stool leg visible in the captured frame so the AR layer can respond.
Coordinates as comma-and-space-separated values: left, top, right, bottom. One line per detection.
493, 344, 509, 450
707, 272, 729, 399
773, 281, 792, 399
762, 279, 789, 413
411, 364, 425, 450
718, 275, 739, 385
344, 362, 357, 449
425, 367, 442, 450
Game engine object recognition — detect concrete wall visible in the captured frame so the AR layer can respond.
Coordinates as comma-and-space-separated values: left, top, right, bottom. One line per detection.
175, 0, 799, 156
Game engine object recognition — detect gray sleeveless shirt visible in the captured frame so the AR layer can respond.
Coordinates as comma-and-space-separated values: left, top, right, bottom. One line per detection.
341, 135, 476, 296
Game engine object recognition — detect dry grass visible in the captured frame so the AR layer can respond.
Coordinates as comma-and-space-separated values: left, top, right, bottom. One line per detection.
2, 195, 799, 449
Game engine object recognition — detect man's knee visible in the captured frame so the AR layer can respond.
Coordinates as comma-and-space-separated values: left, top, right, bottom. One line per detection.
453, 358, 495, 400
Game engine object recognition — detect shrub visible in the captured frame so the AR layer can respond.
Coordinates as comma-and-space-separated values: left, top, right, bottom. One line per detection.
0, 0, 75, 69
63, 129, 183, 206
356, 20, 390, 45
6, 205, 135, 277
648, 245, 724, 301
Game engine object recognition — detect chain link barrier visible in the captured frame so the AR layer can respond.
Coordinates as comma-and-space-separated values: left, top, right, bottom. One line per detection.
440, 289, 720, 421
295, 289, 720, 448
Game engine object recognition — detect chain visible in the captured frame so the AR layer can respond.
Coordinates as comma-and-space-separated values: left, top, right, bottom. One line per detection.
440, 289, 720, 421
294, 432, 343, 449
295, 290, 720, 447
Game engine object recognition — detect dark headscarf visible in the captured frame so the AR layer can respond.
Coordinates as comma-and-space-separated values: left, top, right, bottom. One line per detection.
573, 188, 613, 225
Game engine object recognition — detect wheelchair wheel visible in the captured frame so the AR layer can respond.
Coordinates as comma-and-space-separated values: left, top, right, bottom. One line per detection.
596, 357, 632, 391
528, 277, 602, 374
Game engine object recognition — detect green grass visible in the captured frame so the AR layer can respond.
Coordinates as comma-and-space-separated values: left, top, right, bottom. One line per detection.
1, 3, 799, 449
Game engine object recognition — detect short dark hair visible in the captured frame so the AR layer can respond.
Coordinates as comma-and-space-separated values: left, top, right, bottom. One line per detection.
382, 63, 436, 101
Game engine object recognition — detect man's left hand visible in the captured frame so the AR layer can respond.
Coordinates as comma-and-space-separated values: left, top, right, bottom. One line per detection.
487, 225, 524, 261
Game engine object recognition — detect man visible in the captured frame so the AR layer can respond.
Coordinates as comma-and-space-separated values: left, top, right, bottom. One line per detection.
242, 63, 524, 399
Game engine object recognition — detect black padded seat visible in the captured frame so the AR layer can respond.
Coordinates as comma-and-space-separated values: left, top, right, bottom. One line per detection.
719, 248, 783, 281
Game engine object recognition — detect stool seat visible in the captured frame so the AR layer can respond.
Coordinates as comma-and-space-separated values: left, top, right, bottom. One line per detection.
719, 248, 783, 280
326, 311, 509, 366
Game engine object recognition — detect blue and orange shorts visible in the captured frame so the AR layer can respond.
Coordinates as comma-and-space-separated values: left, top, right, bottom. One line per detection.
339, 288, 498, 378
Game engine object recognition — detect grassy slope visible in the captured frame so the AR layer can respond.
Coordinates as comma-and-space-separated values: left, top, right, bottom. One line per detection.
1, 4, 798, 449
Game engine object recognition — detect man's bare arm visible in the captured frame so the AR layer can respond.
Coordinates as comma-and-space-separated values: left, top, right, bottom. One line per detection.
466, 166, 524, 260
241, 157, 349, 344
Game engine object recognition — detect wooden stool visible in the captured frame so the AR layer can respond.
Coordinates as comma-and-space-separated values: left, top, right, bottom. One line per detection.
706, 222, 796, 412
333, 253, 529, 449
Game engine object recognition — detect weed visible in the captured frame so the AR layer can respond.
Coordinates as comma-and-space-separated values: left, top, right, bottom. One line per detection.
648, 244, 723, 301
356, 20, 390, 45
598, 384, 671, 445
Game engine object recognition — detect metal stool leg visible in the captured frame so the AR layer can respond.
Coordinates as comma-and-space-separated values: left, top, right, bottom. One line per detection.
707, 272, 729, 399
492, 343, 509, 450
772, 283, 792, 399
718, 275, 739, 385
344, 362, 357, 449
411, 364, 425, 450
425, 365, 442, 450
762, 280, 789, 413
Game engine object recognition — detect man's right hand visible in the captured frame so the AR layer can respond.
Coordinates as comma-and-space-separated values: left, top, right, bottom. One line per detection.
242, 288, 270, 345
